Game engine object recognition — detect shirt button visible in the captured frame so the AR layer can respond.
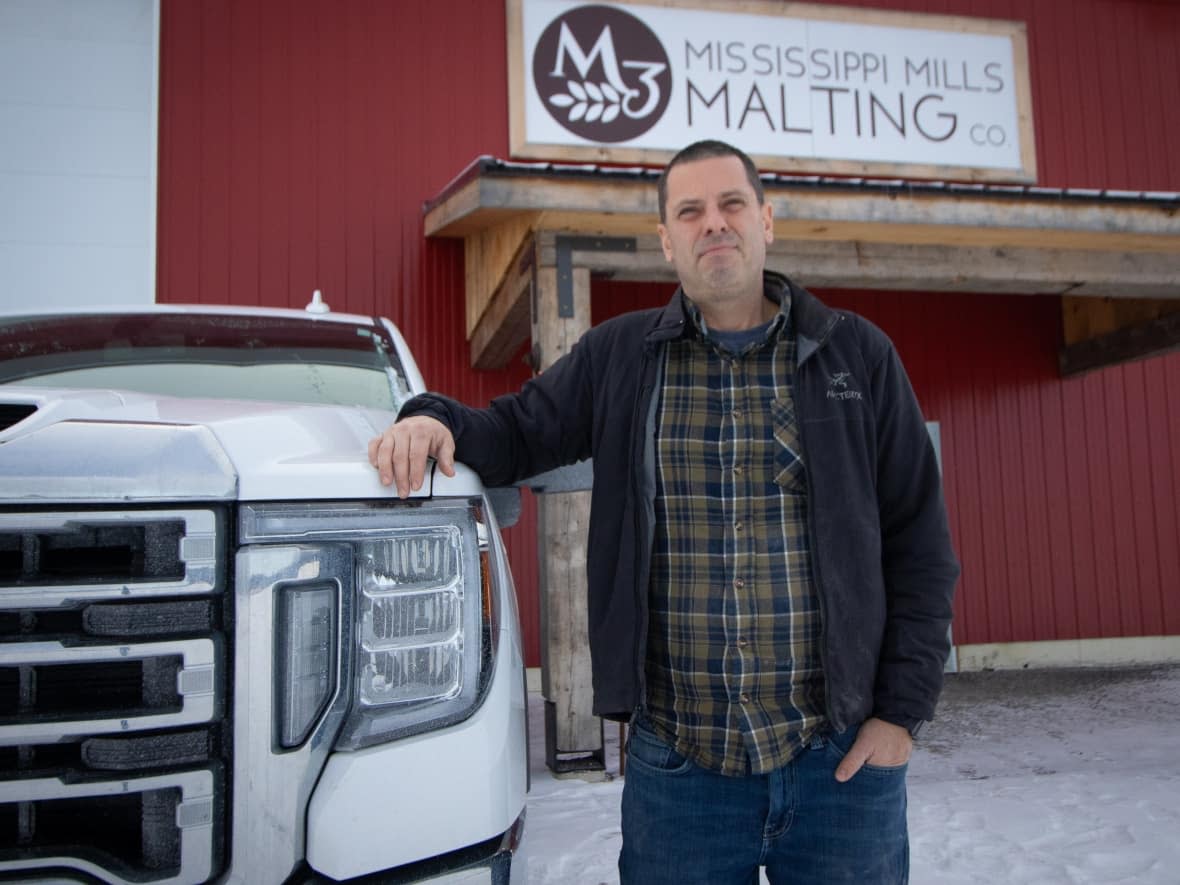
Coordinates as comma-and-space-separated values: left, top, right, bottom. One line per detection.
732, 409, 743, 419
737, 638, 749, 649
739, 693, 750, 704
733, 465, 745, 476
733, 577, 745, 589
734, 520, 744, 532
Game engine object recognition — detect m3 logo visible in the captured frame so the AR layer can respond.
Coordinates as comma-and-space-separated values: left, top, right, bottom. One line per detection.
532, 4, 671, 143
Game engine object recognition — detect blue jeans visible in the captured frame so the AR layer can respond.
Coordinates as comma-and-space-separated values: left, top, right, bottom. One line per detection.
619, 718, 909, 884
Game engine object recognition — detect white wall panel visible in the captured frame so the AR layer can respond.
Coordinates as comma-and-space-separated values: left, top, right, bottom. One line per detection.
0, 0, 157, 311
0, 106, 150, 177
1, 243, 146, 308
0, 173, 149, 245
0, 0, 151, 42
0, 36, 150, 108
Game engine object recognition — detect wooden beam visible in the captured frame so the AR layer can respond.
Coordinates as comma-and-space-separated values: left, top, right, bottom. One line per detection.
534, 234, 1180, 300
469, 235, 534, 370
1062, 296, 1180, 345
462, 213, 538, 338
426, 173, 1180, 254
1059, 308, 1180, 376
423, 175, 483, 237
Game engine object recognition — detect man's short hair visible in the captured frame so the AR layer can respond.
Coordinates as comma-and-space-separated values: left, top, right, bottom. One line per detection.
657, 140, 765, 223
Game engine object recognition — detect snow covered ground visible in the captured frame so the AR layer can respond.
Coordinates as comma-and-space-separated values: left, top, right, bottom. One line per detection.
522, 665, 1180, 884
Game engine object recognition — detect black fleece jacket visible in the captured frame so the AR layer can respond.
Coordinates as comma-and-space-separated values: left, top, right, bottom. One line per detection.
400, 272, 960, 734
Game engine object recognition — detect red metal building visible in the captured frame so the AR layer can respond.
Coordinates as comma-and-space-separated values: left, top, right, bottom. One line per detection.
156, 0, 1180, 667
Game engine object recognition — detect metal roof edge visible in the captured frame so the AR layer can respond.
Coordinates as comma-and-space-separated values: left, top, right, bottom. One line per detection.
428, 156, 1180, 209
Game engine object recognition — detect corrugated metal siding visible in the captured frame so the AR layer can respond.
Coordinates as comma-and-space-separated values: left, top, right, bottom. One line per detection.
595, 280, 1180, 645
156, 0, 1180, 663
831, 288, 1180, 645
157, 0, 542, 658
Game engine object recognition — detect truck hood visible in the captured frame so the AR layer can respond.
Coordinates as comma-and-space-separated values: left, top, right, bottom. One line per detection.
0, 387, 486, 504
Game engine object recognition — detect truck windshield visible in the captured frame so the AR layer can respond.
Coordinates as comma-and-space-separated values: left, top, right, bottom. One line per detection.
0, 312, 413, 412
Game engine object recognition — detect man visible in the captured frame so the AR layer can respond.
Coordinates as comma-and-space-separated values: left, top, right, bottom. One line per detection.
369, 140, 959, 883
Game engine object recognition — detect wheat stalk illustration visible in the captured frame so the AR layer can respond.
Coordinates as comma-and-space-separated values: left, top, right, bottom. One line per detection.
548, 80, 623, 124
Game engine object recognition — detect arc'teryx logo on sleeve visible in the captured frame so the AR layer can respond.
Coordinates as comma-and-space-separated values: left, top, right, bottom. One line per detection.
826, 371, 863, 401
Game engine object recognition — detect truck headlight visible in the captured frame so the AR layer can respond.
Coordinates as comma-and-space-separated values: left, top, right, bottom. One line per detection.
239, 500, 499, 751
357, 529, 463, 705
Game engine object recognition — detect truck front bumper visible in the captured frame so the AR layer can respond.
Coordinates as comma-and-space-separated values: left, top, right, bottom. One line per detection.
292, 810, 526, 885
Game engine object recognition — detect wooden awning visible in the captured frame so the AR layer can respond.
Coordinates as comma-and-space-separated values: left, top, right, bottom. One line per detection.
423, 158, 1180, 376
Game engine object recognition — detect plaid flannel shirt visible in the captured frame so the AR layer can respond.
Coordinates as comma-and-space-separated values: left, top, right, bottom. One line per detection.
644, 294, 827, 776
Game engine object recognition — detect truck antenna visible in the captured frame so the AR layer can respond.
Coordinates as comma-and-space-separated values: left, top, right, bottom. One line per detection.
305, 289, 330, 314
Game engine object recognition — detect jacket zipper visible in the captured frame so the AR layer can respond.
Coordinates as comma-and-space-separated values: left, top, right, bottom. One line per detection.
631, 347, 661, 714
796, 312, 842, 729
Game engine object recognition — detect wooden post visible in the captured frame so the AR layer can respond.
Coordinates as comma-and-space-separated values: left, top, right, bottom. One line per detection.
533, 262, 604, 776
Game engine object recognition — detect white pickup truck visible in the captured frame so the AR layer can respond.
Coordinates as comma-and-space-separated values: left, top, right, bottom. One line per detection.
0, 299, 528, 884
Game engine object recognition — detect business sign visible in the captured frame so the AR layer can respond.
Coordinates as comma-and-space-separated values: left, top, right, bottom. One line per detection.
508, 0, 1036, 181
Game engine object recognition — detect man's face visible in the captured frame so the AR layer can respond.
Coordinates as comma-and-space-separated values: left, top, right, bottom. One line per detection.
657, 155, 773, 325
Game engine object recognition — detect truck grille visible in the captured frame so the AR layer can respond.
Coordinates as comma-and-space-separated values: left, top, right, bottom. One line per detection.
0, 508, 227, 885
